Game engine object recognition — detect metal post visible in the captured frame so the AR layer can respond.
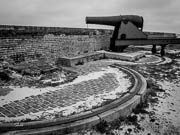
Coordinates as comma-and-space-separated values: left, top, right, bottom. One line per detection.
152, 44, 157, 54
160, 45, 167, 56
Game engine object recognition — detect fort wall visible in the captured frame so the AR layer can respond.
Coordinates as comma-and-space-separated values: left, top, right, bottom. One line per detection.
0, 25, 112, 64
0, 25, 177, 64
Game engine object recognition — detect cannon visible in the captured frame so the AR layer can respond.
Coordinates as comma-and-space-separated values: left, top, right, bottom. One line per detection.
86, 15, 180, 56
86, 15, 144, 29
86, 15, 147, 52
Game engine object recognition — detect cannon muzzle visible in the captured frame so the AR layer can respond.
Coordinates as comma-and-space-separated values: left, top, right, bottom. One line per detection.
86, 15, 144, 28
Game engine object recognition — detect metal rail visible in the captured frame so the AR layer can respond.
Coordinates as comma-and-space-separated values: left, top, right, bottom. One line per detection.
115, 38, 180, 46
115, 38, 180, 56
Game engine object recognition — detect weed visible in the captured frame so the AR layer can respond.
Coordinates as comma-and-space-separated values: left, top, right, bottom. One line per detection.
94, 120, 109, 134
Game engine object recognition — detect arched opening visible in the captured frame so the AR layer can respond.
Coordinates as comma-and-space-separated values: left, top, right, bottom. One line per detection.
120, 34, 126, 39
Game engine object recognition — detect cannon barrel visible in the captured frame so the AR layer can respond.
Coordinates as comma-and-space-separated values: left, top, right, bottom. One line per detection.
86, 15, 144, 28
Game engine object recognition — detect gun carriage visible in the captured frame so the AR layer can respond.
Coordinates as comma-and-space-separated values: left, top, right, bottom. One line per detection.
86, 15, 180, 56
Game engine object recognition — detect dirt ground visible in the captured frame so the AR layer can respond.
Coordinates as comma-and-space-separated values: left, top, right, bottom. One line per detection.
75, 51, 180, 135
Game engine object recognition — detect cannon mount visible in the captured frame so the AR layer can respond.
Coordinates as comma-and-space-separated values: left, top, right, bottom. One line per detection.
86, 15, 180, 56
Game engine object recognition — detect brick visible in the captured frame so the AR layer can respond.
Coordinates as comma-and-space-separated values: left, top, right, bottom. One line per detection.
0, 108, 14, 117
0, 112, 5, 117
28, 108, 39, 113
0, 26, 111, 62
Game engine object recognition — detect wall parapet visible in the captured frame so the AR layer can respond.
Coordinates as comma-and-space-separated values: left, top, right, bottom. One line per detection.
0, 25, 112, 64
0, 25, 176, 65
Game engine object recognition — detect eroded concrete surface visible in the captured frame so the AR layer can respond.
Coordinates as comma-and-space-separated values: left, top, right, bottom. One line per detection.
0, 51, 179, 134
0, 66, 132, 123
74, 51, 180, 135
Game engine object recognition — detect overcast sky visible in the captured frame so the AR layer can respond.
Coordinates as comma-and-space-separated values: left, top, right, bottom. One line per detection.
0, 0, 180, 33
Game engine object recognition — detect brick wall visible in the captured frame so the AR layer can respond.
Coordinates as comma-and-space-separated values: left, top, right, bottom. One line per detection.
0, 25, 177, 64
0, 25, 112, 64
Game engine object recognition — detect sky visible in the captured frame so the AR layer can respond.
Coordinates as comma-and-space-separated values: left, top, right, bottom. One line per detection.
0, 0, 180, 33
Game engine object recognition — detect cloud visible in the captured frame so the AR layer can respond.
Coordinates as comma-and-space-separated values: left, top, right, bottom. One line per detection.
0, 0, 180, 33
121, 0, 175, 9
117, 0, 180, 33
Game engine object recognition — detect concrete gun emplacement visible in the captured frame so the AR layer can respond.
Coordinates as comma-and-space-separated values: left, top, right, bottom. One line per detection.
86, 15, 180, 56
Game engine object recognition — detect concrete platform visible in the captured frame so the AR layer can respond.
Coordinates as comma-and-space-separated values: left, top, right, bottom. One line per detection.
99, 50, 145, 62
56, 52, 104, 67
0, 61, 147, 135
56, 51, 146, 67
133, 45, 161, 51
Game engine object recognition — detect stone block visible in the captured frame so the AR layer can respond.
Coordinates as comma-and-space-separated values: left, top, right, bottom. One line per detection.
56, 52, 104, 67
98, 95, 141, 122
99, 50, 145, 62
